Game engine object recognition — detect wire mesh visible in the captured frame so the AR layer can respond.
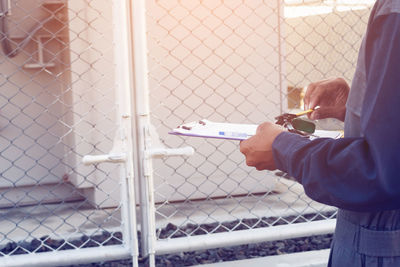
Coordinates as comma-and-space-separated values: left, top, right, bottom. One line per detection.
0, 0, 127, 258
0, 0, 376, 263
146, 0, 374, 241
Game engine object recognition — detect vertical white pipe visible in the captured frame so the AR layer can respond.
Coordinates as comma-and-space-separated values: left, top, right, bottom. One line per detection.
277, 0, 285, 114
131, 0, 157, 264
112, 0, 139, 266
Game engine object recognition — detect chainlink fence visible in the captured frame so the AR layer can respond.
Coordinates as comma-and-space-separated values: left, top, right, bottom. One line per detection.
0, 0, 374, 265
0, 0, 134, 265
146, 0, 373, 249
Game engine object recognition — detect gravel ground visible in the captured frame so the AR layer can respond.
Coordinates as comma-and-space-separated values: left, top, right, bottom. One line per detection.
1, 212, 335, 266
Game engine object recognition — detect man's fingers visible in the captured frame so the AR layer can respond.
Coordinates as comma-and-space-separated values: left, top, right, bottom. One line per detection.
246, 158, 255, 167
255, 162, 275, 171
255, 165, 264, 171
247, 159, 269, 170
303, 84, 316, 110
256, 122, 270, 134
310, 107, 335, 120
308, 85, 326, 110
308, 90, 321, 110
239, 140, 248, 154
310, 110, 321, 120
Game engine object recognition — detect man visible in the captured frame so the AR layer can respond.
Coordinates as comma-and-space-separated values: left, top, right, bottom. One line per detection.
240, 0, 400, 265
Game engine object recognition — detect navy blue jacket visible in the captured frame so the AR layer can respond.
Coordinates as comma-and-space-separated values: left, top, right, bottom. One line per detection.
272, 13, 400, 212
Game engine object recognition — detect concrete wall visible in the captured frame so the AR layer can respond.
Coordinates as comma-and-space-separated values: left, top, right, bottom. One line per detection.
146, 1, 285, 202
0, 0, 121, 207
284, 6, 371, 90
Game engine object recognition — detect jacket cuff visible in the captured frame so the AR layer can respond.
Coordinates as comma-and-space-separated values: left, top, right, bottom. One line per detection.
272, 131, 309, 181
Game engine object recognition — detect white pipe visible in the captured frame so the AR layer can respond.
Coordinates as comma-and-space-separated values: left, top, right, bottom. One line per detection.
0, 245, 130, 267
155, 219, 336, 255
277, 0, 285, 114
131, 0, 157, 264
112, 0, 139, 265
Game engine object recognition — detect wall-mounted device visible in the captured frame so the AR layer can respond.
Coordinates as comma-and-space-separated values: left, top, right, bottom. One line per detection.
0, 0, 66, 68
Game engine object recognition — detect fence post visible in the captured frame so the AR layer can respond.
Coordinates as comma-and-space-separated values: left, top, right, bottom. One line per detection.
131, 0, 157, 265
112, 0, 139, 266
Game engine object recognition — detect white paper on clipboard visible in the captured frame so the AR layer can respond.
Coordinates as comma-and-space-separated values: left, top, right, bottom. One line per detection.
169, 119, 343, 141
169, 119, 257, 140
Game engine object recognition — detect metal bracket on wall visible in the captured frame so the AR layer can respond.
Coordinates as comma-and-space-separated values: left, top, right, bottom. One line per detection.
23, 1, 67, 68
23, 36, 56, 69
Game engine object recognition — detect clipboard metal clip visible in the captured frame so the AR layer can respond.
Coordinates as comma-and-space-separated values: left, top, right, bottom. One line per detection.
275, 109, 316, 136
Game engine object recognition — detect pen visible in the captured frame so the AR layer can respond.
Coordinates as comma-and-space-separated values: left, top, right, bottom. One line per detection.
295, 107, 317, 117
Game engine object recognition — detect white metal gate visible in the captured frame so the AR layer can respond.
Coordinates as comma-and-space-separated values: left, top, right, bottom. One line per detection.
0, 0, 138, 266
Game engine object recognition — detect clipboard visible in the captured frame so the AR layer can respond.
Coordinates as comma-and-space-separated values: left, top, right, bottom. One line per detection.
169, 119, 343, 141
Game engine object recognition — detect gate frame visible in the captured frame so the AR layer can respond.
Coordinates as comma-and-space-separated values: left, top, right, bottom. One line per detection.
0, 1, 139, 266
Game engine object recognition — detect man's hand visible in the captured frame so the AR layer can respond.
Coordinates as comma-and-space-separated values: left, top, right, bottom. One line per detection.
304, 77, 350, 121
240, 122, 285, 171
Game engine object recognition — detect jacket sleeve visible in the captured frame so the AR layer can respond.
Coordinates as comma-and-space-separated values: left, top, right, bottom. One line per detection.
272, 13, 400, 212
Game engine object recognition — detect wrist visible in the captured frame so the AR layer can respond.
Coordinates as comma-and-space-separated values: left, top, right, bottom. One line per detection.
336, 107, 347, 122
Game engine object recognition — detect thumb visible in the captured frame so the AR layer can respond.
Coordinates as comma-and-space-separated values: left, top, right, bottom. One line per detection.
309, 107, 336, 120
310, 110, 321, 120
310, 107, 340, 120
